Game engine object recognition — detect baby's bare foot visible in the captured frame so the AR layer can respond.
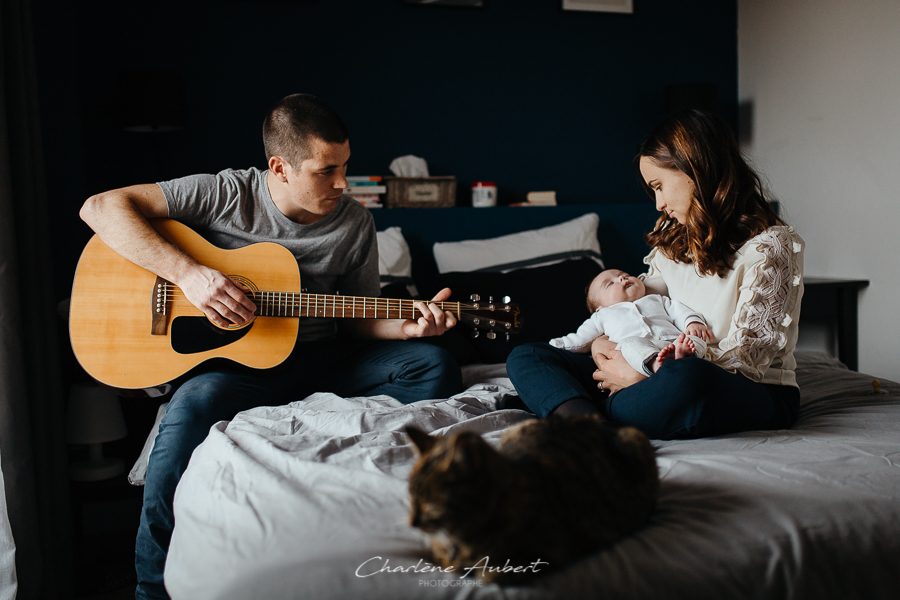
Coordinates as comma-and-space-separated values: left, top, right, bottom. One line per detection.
675, 334, 696, 359
653, 344, 675, 373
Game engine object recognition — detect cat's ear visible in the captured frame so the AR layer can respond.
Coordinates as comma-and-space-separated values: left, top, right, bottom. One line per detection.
445, 432, 494, 472
616, 426, 652, 451
405, 426, 437, 455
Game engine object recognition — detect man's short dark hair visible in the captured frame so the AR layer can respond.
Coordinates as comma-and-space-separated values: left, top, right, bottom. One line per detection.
262, 94, 349, 168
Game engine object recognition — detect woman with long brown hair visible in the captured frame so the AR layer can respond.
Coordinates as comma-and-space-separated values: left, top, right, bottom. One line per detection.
506, 109, 804, 439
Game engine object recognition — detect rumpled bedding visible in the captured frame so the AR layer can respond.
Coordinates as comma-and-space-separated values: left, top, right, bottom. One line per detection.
165, 354, 900, 600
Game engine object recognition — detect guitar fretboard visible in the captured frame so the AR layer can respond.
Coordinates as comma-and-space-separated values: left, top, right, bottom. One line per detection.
253, 291, 461, 320
156, 283, 464, 320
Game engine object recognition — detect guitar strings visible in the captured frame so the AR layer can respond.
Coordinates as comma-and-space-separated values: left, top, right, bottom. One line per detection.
155, 292, 480, 311
153, 288, 494, 313
152, 298, 499, 318
151, 286, 519, 327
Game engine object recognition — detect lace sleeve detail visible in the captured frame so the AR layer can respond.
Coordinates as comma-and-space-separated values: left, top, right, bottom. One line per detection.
707, 227, 804, 381
639, 248, 669, 296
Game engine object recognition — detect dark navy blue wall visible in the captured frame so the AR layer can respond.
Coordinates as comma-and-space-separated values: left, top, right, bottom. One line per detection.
32, 0, 736, 298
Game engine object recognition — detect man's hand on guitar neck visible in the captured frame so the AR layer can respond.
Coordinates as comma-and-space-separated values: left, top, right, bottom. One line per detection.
342, 287, 458, 341
178, 264, 257, 329
401, 287, 458, 339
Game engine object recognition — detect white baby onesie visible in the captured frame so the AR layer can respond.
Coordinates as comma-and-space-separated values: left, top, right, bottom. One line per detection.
549, 294, 708, 375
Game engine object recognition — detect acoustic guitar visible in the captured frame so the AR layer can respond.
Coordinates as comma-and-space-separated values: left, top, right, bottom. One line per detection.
69, 219, 522, 390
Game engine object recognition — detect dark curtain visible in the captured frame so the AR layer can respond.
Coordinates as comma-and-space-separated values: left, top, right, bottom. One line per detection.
0, 0, 73, 598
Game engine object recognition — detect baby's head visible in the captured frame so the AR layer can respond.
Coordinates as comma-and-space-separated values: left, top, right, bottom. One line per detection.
586, 269, 647, 312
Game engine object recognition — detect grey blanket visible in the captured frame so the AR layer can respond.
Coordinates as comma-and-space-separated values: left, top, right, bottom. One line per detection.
165, 353, 900, 600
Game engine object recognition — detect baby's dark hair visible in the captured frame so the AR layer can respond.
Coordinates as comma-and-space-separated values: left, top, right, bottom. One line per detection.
585, 277, 601, 313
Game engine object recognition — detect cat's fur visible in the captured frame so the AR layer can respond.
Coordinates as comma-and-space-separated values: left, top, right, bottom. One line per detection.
406, 416, 658, 583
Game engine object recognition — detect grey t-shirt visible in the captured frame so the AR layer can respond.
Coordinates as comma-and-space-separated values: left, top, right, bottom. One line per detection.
157, 167, 379, 342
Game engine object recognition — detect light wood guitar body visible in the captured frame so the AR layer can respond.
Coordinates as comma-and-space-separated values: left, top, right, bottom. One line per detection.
69, 219, 521, 390
70, 219, 301, 390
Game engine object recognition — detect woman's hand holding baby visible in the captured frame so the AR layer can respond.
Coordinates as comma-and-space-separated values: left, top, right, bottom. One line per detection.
591, 336, 647, 394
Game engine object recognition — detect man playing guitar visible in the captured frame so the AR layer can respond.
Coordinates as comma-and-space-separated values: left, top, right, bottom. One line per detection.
79, 93, 462, 600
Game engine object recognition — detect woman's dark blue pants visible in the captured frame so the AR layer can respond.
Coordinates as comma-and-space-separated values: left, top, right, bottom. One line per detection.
506, 342, 799, 439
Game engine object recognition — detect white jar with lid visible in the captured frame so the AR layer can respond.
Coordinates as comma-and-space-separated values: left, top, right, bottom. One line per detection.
471, 181, 497, 207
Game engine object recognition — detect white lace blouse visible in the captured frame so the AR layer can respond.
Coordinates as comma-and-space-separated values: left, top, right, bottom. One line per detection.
640, 226, 805, 387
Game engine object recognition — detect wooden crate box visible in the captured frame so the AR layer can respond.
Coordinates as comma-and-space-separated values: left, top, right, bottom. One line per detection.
383, 176, 456, 208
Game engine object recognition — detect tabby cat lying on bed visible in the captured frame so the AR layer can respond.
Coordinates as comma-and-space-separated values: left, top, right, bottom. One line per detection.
405, 416, 658, 583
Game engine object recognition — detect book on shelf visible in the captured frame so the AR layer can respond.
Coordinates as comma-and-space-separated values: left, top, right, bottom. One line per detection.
527, 191, 556, 205
510, 191, 558, 207
346, 185, 387, 195
350, 194, 383, 209
346, 175, 385, 208
348, 193, 381, 202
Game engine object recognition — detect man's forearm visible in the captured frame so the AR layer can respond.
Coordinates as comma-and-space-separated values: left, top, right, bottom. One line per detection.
80, 189, 197, 284
80, 184, 256, 327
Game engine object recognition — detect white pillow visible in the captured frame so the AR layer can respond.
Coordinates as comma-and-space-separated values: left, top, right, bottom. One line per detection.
432, 213, 603, 274
377, 227, 417, 296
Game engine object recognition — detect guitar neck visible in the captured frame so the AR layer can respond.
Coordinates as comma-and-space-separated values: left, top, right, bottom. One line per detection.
253, 291, 459, 320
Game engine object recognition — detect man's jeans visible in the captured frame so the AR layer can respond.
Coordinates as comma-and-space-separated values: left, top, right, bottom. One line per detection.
134, 338, 461, 600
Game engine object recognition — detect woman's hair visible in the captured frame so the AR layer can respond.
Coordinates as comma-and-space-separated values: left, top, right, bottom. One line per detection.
638, 109, 781, 277
262, 94, 349, 168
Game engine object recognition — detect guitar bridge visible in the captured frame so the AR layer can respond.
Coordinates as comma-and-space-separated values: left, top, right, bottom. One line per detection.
151, 276, 170, 335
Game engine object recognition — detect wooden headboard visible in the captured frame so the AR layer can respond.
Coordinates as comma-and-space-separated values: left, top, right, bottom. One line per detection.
371, 203, 659, 293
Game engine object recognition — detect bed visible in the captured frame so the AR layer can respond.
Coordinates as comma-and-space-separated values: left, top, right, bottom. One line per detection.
153, 205, 900, 599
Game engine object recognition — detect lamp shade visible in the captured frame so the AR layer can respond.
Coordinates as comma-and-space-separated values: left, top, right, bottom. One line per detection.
117, 69, 187, 132
66, 383, 128, 445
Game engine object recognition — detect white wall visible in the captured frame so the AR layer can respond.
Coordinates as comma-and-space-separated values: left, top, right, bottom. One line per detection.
738, 0, 900, 381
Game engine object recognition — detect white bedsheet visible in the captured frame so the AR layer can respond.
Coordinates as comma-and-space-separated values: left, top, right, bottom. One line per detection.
166, 354, 900, 600
0, 449, 16, 600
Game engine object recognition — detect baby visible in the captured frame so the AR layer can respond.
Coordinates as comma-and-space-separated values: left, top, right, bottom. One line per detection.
550, 269, 712, 375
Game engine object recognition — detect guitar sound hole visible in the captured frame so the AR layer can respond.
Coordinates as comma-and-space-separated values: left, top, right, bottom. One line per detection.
171, 317, 253, 354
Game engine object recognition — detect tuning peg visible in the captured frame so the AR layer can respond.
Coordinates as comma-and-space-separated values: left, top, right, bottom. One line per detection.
505, 332, 511, 342
471, 329, 480, 338
488, 296, 493, 303
470, 294, 480, 302
502, 296, 511, 303
486, 332, 497, 340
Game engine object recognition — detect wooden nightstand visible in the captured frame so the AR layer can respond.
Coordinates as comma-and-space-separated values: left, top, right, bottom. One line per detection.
800, 278, 870, 370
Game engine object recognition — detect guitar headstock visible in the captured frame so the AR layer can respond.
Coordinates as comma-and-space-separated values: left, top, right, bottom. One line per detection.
457, 295, 523, 341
